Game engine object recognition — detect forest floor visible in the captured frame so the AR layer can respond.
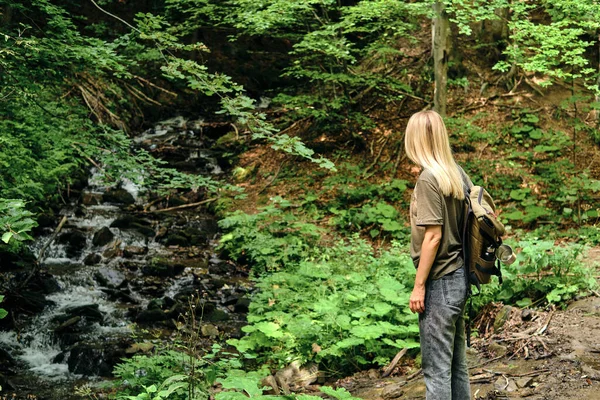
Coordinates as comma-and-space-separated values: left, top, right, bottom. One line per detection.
334, 247, 600, 400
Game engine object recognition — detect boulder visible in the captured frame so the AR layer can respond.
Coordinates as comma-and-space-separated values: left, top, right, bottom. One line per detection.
92, 227, 114, 247
94, 268, 126, 288
67, 342, 124, 377
58, 230, 87, 256
64, 304, 104, 323
123, 246, 147, 258
136, 308, 168, 324
165, 234, 189, 247
142, 260, 185, 277
84, 253, 102, 266
102, 189, 135, 205
82, 191, 102, 206
234, 297, 251, 314
110, 216, 154, 237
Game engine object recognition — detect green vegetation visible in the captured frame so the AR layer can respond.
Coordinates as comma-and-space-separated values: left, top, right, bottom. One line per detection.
1, 0, 600, 398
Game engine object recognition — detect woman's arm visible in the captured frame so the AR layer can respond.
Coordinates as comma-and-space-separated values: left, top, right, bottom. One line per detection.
409, 225, 442, 313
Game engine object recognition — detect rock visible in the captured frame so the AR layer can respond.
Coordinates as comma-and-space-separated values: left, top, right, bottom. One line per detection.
67, 343, 125, 377
516, 377, 534, 388
58, 230, 87, 256
0, 347, 17, 369
208, 262, 230, 275
92, 227, 114, 247
136, 308, 168, 323
201, 324, 219, 338
488, 341, 508, 357
111, 216, 155, 237
103, 246, 122, 259
84, 253, 102, 265
94, 268, 126, 288
82, 191, 102, 205
147, 298, 165, 310
165, 234, 189, 247
223, 295, 239, 306
102, 188, 135, 205
123, 246, 147, 258
101, 288, 137, 304
54, 316, 82, 333
234, 297, 251, 313
521, 308, 534, 321
494, 377, 518, 392
382, 383, 405, 399
18, 291, 53, 314
64, 304, 104, 323
206, 309, 230, 322
142, 260, 185, 277
493, 305, 514, 333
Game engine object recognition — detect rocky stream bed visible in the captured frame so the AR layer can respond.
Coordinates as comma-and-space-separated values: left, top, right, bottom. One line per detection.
0, 117, 250, 399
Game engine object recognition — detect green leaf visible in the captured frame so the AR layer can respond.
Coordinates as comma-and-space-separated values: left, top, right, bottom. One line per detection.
2, 232, 13, 243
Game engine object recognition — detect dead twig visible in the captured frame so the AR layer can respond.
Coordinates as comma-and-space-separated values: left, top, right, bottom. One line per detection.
381, 348, 408, 378
147, 197, 218, 213
405, 369, 422, 381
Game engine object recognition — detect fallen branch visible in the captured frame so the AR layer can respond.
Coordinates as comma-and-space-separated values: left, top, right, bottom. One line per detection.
405, 369, 422, 381
381, 348, 408, 378
147, 197, 218, 213
37, 216, 68, 264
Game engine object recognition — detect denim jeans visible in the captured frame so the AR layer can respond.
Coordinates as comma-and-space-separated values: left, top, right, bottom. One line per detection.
419, 267, 471, 400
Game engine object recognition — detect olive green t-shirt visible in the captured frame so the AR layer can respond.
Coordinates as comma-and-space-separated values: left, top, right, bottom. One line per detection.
409, 167, 472, 280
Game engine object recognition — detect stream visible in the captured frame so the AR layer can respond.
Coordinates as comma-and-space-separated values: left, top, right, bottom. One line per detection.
0, 117, 248, 399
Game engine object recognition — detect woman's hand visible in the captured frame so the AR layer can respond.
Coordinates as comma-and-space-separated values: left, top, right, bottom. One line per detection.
409, 284, 426, 313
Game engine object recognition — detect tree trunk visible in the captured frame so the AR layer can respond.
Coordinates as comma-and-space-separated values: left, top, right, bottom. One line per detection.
1, 4, 12, 27
432, 1, 449, 117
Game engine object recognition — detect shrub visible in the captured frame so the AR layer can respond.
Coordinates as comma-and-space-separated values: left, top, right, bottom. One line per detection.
227, 237, 419, 373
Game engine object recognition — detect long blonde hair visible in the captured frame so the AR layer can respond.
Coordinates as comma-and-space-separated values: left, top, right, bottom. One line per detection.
404, 110, 464, 200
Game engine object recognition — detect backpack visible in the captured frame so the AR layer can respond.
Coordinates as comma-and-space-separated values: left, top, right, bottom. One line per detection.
462, 185, 505, 294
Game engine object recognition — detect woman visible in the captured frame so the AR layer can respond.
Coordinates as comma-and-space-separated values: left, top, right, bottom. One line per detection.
404, 110, 471, 400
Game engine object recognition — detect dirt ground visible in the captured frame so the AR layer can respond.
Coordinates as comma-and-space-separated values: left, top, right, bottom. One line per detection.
336, 247, 600, 400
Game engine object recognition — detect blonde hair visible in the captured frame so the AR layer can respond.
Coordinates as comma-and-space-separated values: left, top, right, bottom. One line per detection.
404, 110, 464, 200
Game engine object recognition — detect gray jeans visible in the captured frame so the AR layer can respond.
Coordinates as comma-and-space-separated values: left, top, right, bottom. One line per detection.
419, 267, 470, 400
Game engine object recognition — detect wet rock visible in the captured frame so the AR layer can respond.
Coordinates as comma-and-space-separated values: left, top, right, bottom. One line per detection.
102, 188, 135, 205
136, 308, 168, 323
123, 246, 147, 258
206, 309, 230, 322
142, 260, 185, 277
0, 347, 17, 370
147, 298, 165, 310
223, 295, 240, 307
111, 216, 154, 237
67, 342, 125, 377
64, 304, 104, 323
15, 291, 53, 314
94, 267, 126, 288
54, 316, 82, 333
165, 234, 189, 247
82, 191, 103, 206
103, 246, 122, 259
234, 297, 251, 313
92, 227, 114, 247
0, 373, 16, 391
58, 230, 87, 256
84, 253, 102, 265
101, 288, 137, 304
208, 261, 231, 275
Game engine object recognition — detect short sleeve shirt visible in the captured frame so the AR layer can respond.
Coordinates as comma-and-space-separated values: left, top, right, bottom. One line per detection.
409, 168, 472, 280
